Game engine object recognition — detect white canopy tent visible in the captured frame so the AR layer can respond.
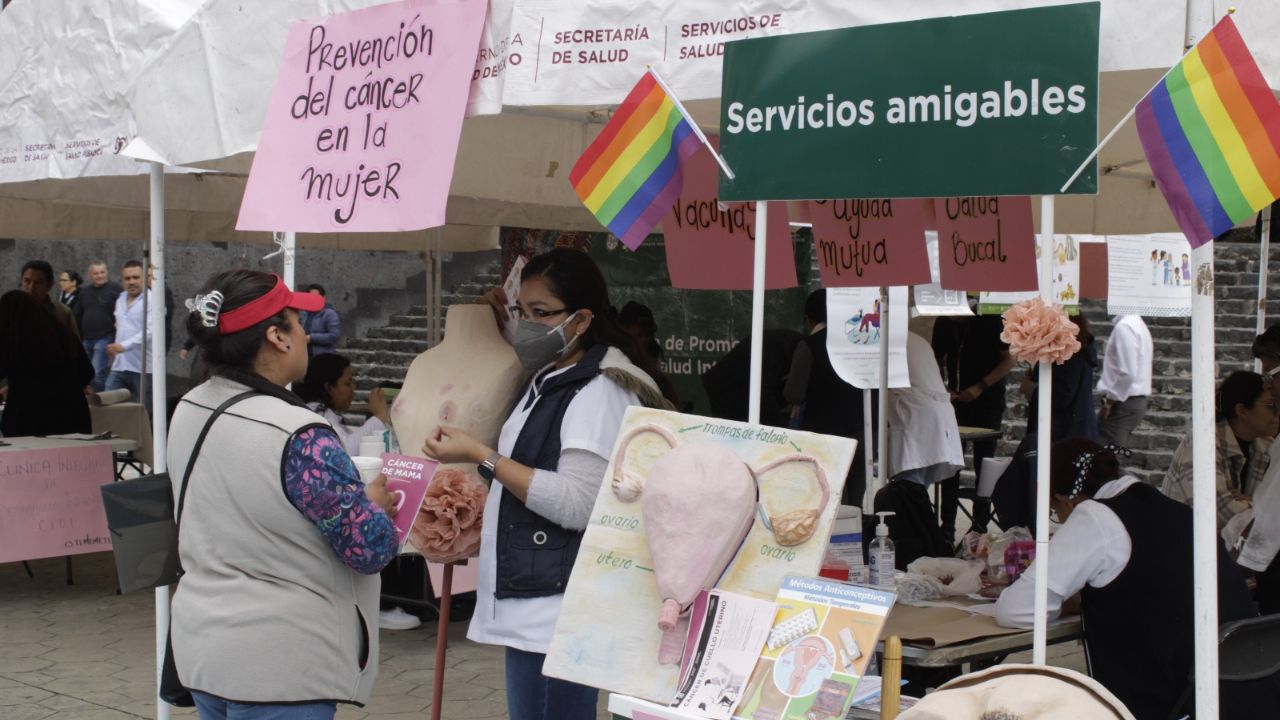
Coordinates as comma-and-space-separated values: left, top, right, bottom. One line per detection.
5, 0, 1280, 718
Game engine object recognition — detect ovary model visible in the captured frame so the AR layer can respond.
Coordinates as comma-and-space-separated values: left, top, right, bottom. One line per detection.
610, 423, 834, 665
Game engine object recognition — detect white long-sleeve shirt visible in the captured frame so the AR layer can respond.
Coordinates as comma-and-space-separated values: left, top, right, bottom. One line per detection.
1095, 315, 1153, 402
110, 290, 154, 373
994, 476, 1140, 628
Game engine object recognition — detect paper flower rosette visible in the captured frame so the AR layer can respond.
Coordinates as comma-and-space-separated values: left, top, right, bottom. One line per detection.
1000, 297, 1081, 365
409, 467, 487, 564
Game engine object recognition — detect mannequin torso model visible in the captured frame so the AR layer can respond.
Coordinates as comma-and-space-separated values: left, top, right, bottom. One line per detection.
391, 305, 525, 465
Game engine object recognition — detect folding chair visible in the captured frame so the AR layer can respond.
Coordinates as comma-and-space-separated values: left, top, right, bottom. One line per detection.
1168, 613, 1280, 719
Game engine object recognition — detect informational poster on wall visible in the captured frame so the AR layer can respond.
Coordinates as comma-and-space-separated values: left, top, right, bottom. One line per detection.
978, 234, 1082, 314
237, 0, 487, 232
825, 287, 909, 389
1106, 233, 1194, 317
809, 198, 930, 288
663, 136, 797, 290
913, 231, 973, 316
543, 407, 855, 704
0, 445, 114, 563
935, 196, 1038, 292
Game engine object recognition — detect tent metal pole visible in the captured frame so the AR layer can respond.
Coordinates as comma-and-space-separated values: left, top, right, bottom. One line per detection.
283, 231, 296, 290
1033, 196, 1055, 664
747, 203, 768, 425
863, 391, 875, 512
149, 162, 171, 720
877, 288, 889, 489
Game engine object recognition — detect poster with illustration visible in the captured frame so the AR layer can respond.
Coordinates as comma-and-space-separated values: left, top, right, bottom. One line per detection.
913, 231, 973, 316
825, 287, 910, 389
544, 408, 855, 704
978, 233, 1083, 314
1106, 234, 1194, 317
733, 577, 895, 720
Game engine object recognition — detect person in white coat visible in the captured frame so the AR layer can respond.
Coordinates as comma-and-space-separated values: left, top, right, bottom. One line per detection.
888, 332, 965, 485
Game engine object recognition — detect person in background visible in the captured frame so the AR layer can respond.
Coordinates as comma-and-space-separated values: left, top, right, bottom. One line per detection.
1096, 314, 1153, 446
0, 290, 94, 437
20, 259, 78, 339
59, 270, 82, 329
996, 439, 1268, 720
170, 269, 398, 719
104, 260, 153, 403
932, 307, 1016, 537
616, 300, 681, 408
1162, 370, 1275, 531
873, 331, 965, 568
701, 328, 803, 428
79, 260, 123, 392
1023, 314, 1100, 442
424, 248, 674, 720
296, 353, 391, 457
300, 283, 341, 356
784, 289, 869, 505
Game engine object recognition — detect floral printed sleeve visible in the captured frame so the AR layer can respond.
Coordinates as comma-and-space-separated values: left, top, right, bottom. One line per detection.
283, 426, 398, 575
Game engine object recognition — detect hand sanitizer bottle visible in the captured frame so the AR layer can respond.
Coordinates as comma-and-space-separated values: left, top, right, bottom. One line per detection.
868, 511, 896, 590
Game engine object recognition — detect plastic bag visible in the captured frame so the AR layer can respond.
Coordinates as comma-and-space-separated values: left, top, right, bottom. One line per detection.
905, 557, 984, 596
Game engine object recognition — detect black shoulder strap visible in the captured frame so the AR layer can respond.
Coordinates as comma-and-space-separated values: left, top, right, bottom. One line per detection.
175, 390, 260, 525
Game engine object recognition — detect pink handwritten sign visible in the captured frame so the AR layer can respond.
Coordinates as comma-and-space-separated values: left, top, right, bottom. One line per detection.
237, 0, 487, 232
0, 445, 114, 563
810, 198, 929, 287
427, 558, 478, 598
662, 137, 797, 290
935, 196, 1037, 292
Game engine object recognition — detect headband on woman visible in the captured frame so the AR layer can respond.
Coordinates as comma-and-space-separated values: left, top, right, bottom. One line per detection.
1069, 444, 1132, 497
186, 276, 324, 335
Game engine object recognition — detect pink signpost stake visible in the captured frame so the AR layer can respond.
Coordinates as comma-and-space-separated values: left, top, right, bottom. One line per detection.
663, 137, 797, 291
237, 0, 487, 233
934, 196, 1038, 292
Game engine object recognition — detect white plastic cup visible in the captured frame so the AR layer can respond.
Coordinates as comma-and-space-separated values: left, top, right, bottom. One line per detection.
351, 456, 383, 484
358, 435, 385, 458
978, 457, 1013, 499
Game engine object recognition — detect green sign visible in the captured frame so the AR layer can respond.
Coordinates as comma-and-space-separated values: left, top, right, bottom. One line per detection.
718, 3, 1100, 201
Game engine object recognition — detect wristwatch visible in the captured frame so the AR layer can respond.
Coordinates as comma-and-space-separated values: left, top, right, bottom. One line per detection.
477, 451, 503, 481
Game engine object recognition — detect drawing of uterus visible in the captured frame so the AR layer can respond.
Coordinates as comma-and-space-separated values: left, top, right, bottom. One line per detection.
773, 635, 835, 697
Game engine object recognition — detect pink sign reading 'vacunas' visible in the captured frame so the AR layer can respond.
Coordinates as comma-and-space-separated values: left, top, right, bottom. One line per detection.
237, 0, 486, 233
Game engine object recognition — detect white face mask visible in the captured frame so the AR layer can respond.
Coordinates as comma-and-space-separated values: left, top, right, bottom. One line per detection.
511, 312, 579, 370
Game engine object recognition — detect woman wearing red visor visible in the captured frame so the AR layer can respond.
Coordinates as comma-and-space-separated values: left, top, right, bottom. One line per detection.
167, 270, 399, 720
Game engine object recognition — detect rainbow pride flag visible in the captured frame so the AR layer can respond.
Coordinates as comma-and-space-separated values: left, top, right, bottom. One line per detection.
1136, 16, 1280, 248
570, 70, 703, 249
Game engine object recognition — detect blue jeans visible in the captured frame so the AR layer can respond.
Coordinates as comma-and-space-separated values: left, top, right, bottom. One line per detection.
191, 691, 335, 720
505, 647, 598, 720
105, 370, 152, 402
84, 337, 111, 392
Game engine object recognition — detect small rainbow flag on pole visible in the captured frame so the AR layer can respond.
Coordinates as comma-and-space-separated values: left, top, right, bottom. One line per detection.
1136, 15, 1280, 248
570, 69, 718, 250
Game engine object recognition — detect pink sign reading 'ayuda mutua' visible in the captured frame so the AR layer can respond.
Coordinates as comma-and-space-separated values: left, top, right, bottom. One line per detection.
237, 0, 486, 233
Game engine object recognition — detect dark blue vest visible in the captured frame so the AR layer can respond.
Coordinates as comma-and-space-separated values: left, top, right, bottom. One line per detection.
494, 344, 607, 599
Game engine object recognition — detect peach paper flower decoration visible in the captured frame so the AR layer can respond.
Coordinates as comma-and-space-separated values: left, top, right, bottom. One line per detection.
1000, 297, 1081, 365
410, 468, 487, 564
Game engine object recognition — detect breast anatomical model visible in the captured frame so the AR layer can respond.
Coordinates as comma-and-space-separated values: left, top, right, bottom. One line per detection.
391, 304, 525, 466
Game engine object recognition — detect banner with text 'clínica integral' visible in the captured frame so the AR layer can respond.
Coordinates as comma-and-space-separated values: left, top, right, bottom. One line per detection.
237, 0, 486, 233
717, 3, 1099, 202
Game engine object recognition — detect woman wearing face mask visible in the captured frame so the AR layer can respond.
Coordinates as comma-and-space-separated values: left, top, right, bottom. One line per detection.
423, 249, 676, 720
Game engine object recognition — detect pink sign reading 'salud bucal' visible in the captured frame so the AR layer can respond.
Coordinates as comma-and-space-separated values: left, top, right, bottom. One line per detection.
934, 196, 1038, 292
810, 198, 930, 288
662, 136, 797, 291
236, 0, 487, 233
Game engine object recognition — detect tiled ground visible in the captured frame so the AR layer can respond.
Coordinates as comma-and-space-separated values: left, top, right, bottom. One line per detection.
0, 554, 612, 720
1, 554, 1085, 720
